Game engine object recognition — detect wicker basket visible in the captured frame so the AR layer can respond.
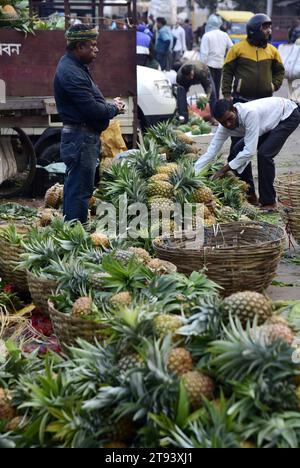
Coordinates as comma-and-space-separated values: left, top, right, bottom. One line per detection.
0, 238, 28, 292
275, 174, 300, 244
153, 222, 285, 296
0, 220, 33, 235
27, 271, 58, 312
48, 301, 109, 348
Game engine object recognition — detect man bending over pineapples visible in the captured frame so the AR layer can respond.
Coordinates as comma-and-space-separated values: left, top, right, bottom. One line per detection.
195, 97, 300, 212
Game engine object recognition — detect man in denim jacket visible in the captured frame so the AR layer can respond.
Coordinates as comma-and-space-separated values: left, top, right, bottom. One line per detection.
54, 24, 125, 224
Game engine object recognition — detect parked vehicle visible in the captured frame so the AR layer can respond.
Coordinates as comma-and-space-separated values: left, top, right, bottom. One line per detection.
217, 10, 254, 44
0, 0, 177, 195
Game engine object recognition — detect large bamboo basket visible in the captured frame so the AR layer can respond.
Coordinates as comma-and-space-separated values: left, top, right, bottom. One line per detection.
0, 238, 28, 292
153, 222, 285, 296
275, 174, 300, 244
27, 271, 58, 312
48, 301, 109, 349
0, 222, 34, 292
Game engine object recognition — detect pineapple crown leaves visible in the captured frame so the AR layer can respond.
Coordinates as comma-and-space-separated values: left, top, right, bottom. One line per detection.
53, 222, 91, 253
62, 339, 117, 399
100, 255, 154, 293
48, 256, 91, 299
171, 272, 221, 306
97, 162, 148, 206
241, 412, 300, 448
19, 236, 63, 275
208, 316, 298, 383
0, 224, 23, 246
178, 294, 223, 340
127, 140, 164, 179
228, 376, 299, 420
152, 394, 241, 449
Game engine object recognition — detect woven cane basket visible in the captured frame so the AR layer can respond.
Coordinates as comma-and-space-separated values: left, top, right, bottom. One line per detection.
0, 220, 34, 235
48, 301, 109, 348
153, 222, 285, 296
275, 174, 300, 244
0, 238, 28, 292
27, 271, 58, 312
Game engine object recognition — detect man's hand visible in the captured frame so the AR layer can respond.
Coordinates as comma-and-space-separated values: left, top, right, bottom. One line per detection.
212, 164, 231, 180
224, 95, 233, 102
114, 97, 126, 114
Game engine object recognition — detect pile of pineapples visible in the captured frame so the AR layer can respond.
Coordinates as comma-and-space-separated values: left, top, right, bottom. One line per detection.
95, 129, 260, 248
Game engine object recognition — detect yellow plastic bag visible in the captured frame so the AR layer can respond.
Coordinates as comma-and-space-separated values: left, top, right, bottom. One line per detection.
100, 120, 127, 159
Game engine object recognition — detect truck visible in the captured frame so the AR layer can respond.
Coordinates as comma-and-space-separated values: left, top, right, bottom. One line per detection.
0, 0, 177, 196
217, 10, 254, 44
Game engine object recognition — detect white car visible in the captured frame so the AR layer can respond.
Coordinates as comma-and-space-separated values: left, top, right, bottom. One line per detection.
137, 66, 177, 127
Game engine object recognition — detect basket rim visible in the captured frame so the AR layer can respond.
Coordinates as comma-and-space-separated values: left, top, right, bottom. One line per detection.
48, 300, 108, 329
153, 222, 286, 254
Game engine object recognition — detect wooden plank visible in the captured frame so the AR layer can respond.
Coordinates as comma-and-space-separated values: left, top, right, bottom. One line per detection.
0, 29, 137, 98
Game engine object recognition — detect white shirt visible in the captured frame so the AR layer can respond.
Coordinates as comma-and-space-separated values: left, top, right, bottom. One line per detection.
172, 25, 187, 53
200, 30, 233, 69
195, 97, 298, 175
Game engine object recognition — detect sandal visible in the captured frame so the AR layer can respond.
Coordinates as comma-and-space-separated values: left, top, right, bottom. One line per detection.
259, 205, 279, 214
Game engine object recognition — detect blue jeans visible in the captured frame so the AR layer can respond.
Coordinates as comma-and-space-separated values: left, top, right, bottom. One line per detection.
60, 128, 100, 224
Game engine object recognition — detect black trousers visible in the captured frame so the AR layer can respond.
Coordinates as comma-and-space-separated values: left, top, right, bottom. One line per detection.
228, 108, 300, 205
209, 67, 222, 100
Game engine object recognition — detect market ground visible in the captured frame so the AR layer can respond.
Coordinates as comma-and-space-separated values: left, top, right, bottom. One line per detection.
2, 80, 300, 301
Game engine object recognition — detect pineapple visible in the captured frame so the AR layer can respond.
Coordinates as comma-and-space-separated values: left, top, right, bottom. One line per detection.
203, 206, 213, 219
38, 208, 58, 227
44, 183, 64, 209
241, 202, 260, 220
5, 416, 22, 432
147, 259, 176, 275
110, 292, 133, 308
118, 353, 144, 380
72, 297, 96, 318
167, 348, 193, 377
223, 292, 273, 326
261, 322, 295, 345
175, 130, 195, 146
204, 215, 217, 227
90, 232, 110, 249
0, 388, 15, 421
192, 186, 214, 204
100, 157, 114, 173
90, 272, 106, 291
148, 173, 170, 184
113, 250, 134, 265
154, 314, 183, 338
107, 418, 135, 443
127, 247, 151, 265
0, 339, 8, 364
182, 371, 215, 409
147, 181, 174, 199
240, 441, 257, 449
156, 163, 179, 177
296, 386, 300, 410
218, 206, 237, 223
103, 442, 127, 448
148, 197, 175, 212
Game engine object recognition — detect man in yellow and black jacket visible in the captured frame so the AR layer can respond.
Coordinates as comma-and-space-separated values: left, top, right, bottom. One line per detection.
222, 14, 285, 102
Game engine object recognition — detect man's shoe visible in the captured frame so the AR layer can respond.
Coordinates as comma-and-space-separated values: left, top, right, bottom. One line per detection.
259, 204, 278, 214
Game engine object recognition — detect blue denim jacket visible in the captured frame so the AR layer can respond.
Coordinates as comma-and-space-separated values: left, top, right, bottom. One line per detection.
54, 52, 118, 134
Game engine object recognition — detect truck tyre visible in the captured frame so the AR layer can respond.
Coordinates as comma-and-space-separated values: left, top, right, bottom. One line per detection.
38, 142, 61, 167
0, 127, 36, 198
